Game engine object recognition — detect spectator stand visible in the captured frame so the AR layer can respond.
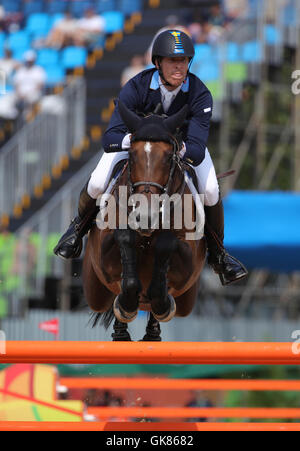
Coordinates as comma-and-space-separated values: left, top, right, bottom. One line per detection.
0, 0, 145, 147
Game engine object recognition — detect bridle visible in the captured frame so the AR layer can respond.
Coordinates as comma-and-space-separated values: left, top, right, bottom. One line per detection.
127, 133, 186, 197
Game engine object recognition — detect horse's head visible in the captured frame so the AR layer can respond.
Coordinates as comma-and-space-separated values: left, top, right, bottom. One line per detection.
118, 101, 188, 236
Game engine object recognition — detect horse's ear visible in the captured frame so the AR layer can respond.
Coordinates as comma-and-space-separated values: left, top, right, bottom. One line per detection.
118, 100, 142, 133
164, 105, 189, 134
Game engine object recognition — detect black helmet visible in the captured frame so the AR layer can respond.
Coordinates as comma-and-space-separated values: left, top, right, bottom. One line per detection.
152, 30, 195, 65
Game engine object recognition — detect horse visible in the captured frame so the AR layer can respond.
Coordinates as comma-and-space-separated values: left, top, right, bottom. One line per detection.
83, 102, 207, 341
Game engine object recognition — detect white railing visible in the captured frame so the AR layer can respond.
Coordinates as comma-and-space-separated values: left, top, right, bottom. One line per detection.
0, 77, 86, 219
1, 309, 298, 341
12, 153, 101, 308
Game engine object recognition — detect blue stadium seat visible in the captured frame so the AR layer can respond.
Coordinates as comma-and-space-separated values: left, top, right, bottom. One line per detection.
46, 0, 68, 14
196, 62, 220, 82
23, 0, 45, 16
96, 0, 116, 13
48, 13, 65, 30
90, 35, 106, 50
242, 41, 262, 63
282, 4, 297, 26
4, 84, 14, 93
226, 42, 241, 62
26, 13, 51, 37
12, 48, 30, 61
61, 46, 87, 69
118, 0, 142, 15
2, 0, 22, 13
194, 44, 214, 63
37, 48, 60, 67
6, 31, 31, 52
102, 11, 125, 33
0, 33, 6, 50
264, 24, 281, 45
45, 65, 65, 85
70, 1, 94, 18
248, 0, 259, 18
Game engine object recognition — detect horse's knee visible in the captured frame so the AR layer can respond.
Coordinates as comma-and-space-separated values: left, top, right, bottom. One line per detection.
154, 232, 178, 259
122, 277, 142, 296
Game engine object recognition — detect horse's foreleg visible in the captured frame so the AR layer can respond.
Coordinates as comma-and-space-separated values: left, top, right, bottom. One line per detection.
112, 318, 132, 341
147, 231, 177, 322
141, 313, 162, 342
113, 228, 142, 323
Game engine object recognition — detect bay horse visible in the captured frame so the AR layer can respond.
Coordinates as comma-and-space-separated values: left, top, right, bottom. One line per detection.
83, 102, 207, 341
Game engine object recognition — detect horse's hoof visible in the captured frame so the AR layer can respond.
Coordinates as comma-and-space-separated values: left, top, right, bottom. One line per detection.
152, 295, 176, 323
140, 335, 162, 342
113, 296, 138, 324
112, 334, 132, 342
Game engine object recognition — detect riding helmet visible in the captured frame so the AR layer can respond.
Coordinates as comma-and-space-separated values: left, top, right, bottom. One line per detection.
151, 30, 195, 65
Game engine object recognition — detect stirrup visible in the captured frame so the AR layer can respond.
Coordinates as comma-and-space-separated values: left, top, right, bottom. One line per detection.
209, 252, 248, 286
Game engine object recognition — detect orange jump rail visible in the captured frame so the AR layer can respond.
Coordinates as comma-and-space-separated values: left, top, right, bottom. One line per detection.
60, 377, 300, 391
0, 422, 300, 431
1, 341, 300, 365
87, 406, 300, 419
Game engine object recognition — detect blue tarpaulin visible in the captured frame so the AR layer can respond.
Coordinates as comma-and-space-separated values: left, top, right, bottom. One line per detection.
223, 191, 300, 272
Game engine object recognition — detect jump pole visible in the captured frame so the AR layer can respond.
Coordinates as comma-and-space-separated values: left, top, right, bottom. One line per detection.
1, 422, 300, 431
60, 377, 300, 391
0, 341, 300, 365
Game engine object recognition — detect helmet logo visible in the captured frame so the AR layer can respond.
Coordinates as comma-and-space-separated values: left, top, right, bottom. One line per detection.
169, 31, 185, 54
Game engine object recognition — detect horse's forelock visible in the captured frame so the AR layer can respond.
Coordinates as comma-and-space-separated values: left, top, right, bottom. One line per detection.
132, 115, 173, 145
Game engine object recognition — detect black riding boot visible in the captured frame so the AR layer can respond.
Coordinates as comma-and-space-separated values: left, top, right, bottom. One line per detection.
53, 185, 98, 259
205, 198, 248, 285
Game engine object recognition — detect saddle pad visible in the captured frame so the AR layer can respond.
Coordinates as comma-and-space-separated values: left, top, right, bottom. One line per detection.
104, 159, 128, 195
184, 170, 205, 228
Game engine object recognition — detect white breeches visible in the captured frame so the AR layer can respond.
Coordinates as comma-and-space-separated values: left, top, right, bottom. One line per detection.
87, 148, 219, 207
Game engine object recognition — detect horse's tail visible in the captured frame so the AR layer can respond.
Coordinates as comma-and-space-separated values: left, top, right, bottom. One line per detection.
89, 306, 115, 330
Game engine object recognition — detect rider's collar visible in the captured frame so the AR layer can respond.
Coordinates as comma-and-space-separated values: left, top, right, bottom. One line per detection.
150, 70, 189, 93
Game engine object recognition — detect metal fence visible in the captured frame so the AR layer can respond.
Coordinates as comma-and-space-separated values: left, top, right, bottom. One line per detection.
8, 153, 101, 313
1, 309, 298, 342
0, 77, 86, 219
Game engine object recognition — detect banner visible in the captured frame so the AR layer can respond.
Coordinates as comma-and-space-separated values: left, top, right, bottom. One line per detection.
39, 318, 59, 338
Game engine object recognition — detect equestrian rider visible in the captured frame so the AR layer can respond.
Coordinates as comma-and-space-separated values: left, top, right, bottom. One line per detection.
54, 30, 248, 285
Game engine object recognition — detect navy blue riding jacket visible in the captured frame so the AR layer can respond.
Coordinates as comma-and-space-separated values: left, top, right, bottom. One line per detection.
102, 68, 213, 166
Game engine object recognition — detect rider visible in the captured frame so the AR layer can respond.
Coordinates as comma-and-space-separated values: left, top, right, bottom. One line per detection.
54, 30, 248, 285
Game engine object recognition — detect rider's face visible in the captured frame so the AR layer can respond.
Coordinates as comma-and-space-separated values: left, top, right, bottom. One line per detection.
156, 57, 189, 90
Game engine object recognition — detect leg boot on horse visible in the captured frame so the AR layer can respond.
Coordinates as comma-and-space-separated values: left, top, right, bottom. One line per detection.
111, 318, 132, 341
54, 184, 98, 259
113, 228, 142, 323
147, 232, 177, 322
205, 197, 248, 285
141, 313, 162, 342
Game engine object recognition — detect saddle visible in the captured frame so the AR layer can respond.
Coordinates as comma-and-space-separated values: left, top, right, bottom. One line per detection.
182, 162, 200, 194
104, 159, 128, 196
